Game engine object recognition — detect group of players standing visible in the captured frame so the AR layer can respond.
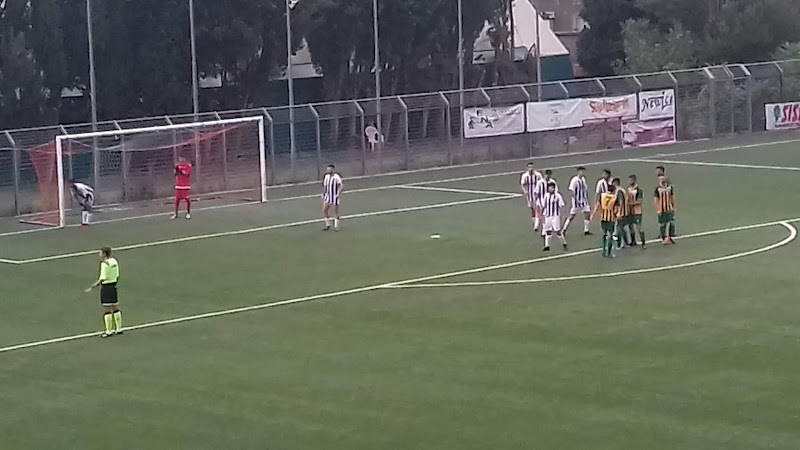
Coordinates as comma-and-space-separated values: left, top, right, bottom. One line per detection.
521, 163, 676, 257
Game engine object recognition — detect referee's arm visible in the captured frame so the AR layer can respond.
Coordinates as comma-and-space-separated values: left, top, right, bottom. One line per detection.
85, 263, 106, 292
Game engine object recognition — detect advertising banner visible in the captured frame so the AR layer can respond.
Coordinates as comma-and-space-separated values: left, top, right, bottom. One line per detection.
526, 99, 584, 132
583, 94, 638, 121
622, 118, 677, 148
463, 104, 526, 138
639, 89, 676, 120
765, 102, 800, 130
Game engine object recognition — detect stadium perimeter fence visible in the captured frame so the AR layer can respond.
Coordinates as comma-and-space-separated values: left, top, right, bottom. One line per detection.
2, 59, 800, 217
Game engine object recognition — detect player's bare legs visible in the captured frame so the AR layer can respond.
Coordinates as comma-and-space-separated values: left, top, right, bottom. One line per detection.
563, 211, 592, 235
322, 202, 332, 230
185, 197, 191, 219
333, 204, 340, 231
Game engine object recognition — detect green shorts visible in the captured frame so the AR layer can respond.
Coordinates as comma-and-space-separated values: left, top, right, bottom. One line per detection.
601, 221, 616, 234
658, 211, 675, 224
630, 214, 642, 225
617, 216, 632, 227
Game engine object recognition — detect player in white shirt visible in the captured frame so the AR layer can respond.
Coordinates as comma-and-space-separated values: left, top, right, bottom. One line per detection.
322, 164, 343, 231
542, 169, 558, 192
520, 162, 543, 230
540, 182, 568, 251
563, 166, 592, 235
69, 180, 94, 228
591, 169, 612, 221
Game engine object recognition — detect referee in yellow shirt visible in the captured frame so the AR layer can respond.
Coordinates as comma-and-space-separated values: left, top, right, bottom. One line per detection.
85, 247, 123, 337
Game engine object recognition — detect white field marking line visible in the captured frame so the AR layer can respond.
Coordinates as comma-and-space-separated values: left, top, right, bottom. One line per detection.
632, 158, 800, 171
396, 185, 521, 197
388, 222, 796, 289
4, 136, 800, 238
0, 258, 23, 265
8, 195, 520, 265
0, 218, 796, 355
381, 218, 800, 289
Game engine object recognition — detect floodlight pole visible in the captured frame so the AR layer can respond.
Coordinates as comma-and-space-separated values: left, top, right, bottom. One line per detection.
189, 0, 199, 116
534, 2, 543, 100
286, 0, 297, 175
86, 0, 99, 188
457, 0, 465, 155
373, 0, 382, 165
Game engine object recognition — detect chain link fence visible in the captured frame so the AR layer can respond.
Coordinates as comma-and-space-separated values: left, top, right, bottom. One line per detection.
3, 59, 800, 217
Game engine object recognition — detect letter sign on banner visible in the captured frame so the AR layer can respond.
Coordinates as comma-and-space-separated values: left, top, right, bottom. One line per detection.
765, 102, 800, 130
639, 89, 676, 120
463, 105, 526, 138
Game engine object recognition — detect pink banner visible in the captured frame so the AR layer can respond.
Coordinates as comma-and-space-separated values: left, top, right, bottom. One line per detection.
622, 119, 676, 148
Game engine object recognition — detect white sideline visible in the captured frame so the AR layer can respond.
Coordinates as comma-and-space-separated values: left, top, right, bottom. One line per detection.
0, 217, 797, 354
632, 158, 800, 171
386, 222, 796, 288
2, 136, 800, 238
8, 194, 520, 264
397, 185, 520, 197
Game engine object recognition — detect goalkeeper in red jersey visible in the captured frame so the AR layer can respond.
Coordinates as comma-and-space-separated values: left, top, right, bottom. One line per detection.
172, 157, 192, 220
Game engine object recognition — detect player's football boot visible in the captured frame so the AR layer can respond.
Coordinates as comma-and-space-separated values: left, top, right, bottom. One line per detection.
542, 246, 551, 252
170, 214, 177, 220
186, 213, 191, 220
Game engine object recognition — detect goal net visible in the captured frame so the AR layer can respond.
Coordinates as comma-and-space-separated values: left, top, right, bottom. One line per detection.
24, 116, 267, 228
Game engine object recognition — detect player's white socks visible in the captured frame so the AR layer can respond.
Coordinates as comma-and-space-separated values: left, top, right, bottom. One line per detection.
557, 233, 566, 244
544, 234, 551, 247
533, 217, 540, 230
324, 217, 331, 227
81, 211, 92, 225
334, 218, 340, 229
583, 219, 590, 232
563, 217, 572, 230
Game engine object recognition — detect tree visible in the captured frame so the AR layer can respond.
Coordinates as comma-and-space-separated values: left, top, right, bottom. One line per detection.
616, 19, 697, 74
577, 0, 643, 76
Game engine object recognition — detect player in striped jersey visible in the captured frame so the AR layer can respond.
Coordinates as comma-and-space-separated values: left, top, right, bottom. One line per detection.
654, 175, 676, 244
591, 169, 612, 221
612, 178, 631, 249
70, 180, 94, 228
626, 175, 646, 249
540, 182, 568, 252
563, 166, 592, 235
599, 184, 619, 258
520, 163, 543, 230
322, 164, 343, 231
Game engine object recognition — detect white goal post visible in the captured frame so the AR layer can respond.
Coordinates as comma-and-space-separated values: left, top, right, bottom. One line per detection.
26, 115, 267, 228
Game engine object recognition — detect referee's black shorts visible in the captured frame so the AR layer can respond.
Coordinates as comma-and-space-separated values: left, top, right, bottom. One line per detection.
100, 283, 118, 306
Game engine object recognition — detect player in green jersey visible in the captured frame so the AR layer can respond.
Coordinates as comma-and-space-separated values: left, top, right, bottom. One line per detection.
626, 175, 646, 249
654, 175, 676, 244
612, 178, 630, 249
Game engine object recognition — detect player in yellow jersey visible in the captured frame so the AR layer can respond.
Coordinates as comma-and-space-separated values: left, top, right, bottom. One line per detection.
612, 178, 630, 249
654, 175, 676, 244
599, 184, 619, 257
626, 175, 646, 249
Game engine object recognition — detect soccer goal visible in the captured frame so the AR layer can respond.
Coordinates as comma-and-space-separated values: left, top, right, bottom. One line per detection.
23, 116, 267, 228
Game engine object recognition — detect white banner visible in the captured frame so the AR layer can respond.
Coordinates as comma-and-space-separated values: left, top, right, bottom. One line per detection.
583, 94, 638, 121
622, 118, 677, 148
639, 89, 676, 120
526, 99, 584, 132
463, 104, 525, 138
765, 102, 800, 130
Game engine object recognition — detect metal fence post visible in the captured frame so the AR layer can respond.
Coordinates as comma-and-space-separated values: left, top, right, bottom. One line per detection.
213, 112, 229, 190
595, 79, 608, 148
398, 96, 410, 170
667, 71, 680, 140
723, 65, 736, 134
774, 62, 785, 102
704, 67, 717, 138
261, 108, 276, 186
308, 105, 322, 179
6, 131, 20, 215
740, 64, 753, 134
439, 92, 452, 165
518, 85, 532, 158
354, 100, 366, 175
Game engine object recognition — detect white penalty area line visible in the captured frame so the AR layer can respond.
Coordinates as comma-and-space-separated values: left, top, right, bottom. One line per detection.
632, 158, 800, 172
6, 194, 520, 265
387, 222, 797, 289
3, 136, 800, 239
0, 217, 797, 354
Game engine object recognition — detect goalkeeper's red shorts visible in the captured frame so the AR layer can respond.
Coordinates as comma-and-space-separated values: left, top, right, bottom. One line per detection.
175, 189, 191, 201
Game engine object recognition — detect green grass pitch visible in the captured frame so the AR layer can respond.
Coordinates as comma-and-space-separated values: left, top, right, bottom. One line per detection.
2, 136, 800, 449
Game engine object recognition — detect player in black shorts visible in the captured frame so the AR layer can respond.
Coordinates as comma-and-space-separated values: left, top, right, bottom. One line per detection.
85, 247, 123, 337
